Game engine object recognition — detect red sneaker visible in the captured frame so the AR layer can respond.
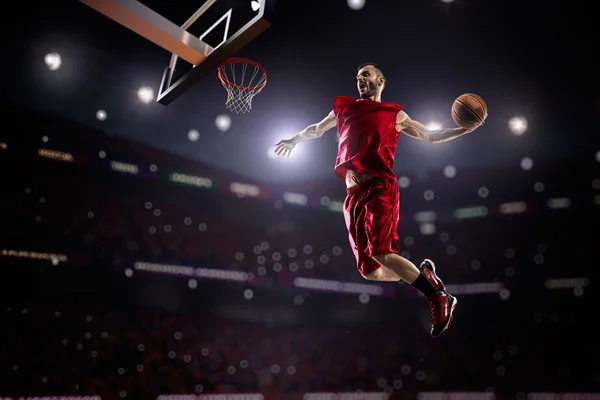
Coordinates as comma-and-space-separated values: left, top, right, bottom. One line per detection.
426, 291, 458, 338
419, 259, 446, 292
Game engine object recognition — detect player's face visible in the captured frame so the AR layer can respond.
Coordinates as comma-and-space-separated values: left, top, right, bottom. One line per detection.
357, 66, 382, 99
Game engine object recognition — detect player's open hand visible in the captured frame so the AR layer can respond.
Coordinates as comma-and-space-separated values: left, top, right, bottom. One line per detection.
274, 139, 296, 157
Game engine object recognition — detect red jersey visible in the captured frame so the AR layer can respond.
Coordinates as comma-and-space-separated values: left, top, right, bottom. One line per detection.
333, 96, 404, 180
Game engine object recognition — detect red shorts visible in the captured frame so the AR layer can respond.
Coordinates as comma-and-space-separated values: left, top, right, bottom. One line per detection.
343, 177, 400, 276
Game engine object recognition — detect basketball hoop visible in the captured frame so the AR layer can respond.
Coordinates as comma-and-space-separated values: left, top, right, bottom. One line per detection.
218, 58, 268, 114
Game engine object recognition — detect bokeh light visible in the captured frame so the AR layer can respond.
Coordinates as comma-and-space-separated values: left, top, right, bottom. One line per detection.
44, 52, 62, 71
520, 157, 533, 170
347, 0, 366, 10
509, 116, 528, 135
137, 86, 154, 104
96, 110, 107, 121
188, 129, 200, 142
215, 114, 232, 132
427, 121, 442, 131
443, 165, 457, 178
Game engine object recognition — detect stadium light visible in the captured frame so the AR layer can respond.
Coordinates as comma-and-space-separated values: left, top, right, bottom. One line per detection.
509, 116, 528, 135
137, 86, 154, 104
347, 0, 366, 10
44, 52, 62, 71
427, 121, 442, 131
96, 109, 107, 121
188, 129, 200, 142
215, 114, 231, 132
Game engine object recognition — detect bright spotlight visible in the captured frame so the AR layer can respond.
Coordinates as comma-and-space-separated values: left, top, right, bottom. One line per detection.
250, 0, 260, 11
441, 0, 455, 3
188, 129, 200, 142
44, 52, 62, 71
96, 109, 107, 121
215, 114, 231, 132
267, 147, 278, 159
137, 86, 154, 104
509, 116, 528, 135
427, 121, 442, 131
347, 0, 366, 10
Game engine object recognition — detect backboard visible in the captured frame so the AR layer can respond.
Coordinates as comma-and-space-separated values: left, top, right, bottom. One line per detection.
78, 0, 276, 105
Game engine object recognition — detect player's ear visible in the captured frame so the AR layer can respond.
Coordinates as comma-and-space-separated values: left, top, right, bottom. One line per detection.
378, 75, 386, 88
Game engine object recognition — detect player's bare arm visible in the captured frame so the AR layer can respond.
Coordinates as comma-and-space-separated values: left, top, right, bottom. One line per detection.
274, 111, 336, 156
395, 110, 478, 144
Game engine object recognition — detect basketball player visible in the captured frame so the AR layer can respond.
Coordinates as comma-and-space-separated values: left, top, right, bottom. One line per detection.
274, 64, 484, 337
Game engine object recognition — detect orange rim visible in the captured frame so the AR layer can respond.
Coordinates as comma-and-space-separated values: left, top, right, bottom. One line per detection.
217, 58, 268, 91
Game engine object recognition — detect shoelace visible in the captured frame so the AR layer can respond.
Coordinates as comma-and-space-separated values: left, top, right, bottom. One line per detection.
427, 294, 443, 324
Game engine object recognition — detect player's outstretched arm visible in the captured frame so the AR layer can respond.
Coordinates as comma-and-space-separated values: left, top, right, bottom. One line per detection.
395, 110, 478, 144
274, 111, 336, 156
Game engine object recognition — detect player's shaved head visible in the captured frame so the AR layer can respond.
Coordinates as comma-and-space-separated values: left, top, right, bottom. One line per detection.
358, 63, 385, 80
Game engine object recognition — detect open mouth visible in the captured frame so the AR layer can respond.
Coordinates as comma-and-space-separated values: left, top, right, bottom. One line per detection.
358, 82, 366, 90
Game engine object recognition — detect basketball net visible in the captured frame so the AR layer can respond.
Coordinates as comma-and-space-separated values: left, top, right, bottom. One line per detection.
218, 58, 268, 114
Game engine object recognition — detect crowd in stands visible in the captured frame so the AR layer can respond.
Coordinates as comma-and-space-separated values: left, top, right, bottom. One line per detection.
1, 282, 597, 398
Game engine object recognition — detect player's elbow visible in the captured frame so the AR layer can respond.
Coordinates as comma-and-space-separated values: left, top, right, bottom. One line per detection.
419, 130, 436, 144
415, 132, 434, 144
314, 124, 328, 137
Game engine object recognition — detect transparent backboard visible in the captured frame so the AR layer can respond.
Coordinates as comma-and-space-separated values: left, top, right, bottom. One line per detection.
78, 0, 276, 105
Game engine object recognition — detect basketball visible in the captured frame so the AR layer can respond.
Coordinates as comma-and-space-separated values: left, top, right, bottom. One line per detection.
452, 93, 487, 129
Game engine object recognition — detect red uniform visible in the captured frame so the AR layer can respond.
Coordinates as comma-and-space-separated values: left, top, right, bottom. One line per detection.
333, 96, 404, 276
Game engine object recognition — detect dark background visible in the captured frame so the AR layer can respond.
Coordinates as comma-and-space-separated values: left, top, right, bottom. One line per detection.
6, 0, 599, 182
1, 0, 599, 399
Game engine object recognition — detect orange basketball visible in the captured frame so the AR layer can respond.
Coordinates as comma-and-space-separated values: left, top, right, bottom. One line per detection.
451, 93, 487, 129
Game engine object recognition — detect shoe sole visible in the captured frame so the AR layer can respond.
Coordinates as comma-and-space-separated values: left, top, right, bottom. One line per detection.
432, 295, 458, 338
421, 259, 446, 292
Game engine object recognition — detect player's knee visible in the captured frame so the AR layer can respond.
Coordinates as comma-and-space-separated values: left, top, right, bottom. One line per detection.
362, 269, 382, 281
372, 253, 393, 266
